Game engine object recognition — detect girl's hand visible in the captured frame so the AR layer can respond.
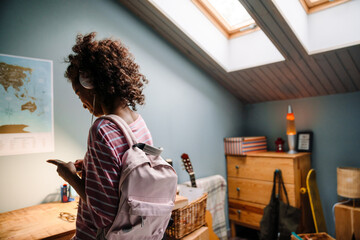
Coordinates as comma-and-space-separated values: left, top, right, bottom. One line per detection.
47, 159, 78, 184
74, 159, 84, 171
47, 159, 86, 202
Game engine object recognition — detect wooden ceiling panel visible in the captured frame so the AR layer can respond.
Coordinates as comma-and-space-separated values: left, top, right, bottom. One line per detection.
303, 56, 337, 94
313, 54, 347, 93
264, 65, 300, 99
259, 66, 293, 99
337, 49, 360, 90
118, 0, 360, 104
349, 46, 360, 71
250, 68, 287, 100
325, 52, 357, 92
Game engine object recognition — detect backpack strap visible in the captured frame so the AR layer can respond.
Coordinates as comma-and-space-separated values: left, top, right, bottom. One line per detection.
102, 114, 138, 146
102, 114, 163, 156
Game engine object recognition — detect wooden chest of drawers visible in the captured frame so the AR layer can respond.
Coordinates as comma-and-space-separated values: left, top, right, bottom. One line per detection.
226, 152, 313, 236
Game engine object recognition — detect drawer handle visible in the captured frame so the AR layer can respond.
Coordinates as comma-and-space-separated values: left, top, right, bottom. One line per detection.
235, 165, 239, 169
237, 210, 241, 214
236, 187, 240, 192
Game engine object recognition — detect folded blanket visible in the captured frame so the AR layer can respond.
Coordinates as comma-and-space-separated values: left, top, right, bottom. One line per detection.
183, 174, 227, 240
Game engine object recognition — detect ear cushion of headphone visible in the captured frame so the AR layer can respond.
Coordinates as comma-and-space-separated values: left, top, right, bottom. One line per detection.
79, 75, 94, 89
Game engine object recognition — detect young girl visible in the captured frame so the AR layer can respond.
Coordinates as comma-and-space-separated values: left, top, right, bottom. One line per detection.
48, 32, 153, 239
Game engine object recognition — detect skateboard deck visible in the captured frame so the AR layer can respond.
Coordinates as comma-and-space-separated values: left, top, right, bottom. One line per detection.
306, 169, 327, 233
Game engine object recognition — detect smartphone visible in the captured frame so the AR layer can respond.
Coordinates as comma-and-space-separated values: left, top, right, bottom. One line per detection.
47, 159, 65, 166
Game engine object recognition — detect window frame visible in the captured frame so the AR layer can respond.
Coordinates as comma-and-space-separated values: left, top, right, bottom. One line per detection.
299, 0, 351, 14
192, 0, 259, 39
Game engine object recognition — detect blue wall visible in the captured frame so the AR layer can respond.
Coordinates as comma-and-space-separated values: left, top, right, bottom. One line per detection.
244, 91, 360, 236
0, 0, 243, 212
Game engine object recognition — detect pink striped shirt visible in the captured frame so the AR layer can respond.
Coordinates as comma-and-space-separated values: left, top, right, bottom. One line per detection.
73, 115, 153, 240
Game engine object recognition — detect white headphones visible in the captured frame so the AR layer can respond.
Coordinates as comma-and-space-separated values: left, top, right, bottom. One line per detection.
79, 72, 96, 125
79, 73, 94, 89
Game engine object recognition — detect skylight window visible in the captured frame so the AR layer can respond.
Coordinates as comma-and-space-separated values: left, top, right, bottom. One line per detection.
273, 0, 359, 54
299, 0, 351, 13
192, 0, 259, 39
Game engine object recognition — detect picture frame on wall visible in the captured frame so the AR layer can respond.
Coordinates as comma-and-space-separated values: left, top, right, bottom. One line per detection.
296, 131, 313, 152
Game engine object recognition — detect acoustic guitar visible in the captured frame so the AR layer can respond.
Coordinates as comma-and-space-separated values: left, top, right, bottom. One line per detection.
181, 153, 219, 240
181, 153, 197, 188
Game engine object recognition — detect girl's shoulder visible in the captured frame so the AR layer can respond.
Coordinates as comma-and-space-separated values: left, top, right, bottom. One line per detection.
90, 117, 123, 140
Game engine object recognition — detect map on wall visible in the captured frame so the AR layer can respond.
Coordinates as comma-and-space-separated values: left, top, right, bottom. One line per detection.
0, 54, 54, 156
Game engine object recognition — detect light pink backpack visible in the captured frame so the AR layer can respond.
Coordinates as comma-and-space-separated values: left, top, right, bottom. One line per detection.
98, 114, 178, 240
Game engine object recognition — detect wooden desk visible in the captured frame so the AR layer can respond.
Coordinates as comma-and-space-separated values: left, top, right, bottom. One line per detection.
0, 195, 187, 239
0, 199, 78, 240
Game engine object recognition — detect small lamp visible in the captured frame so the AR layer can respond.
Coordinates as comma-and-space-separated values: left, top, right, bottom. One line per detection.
337, 167, 360, 200
286, 105, 297, 154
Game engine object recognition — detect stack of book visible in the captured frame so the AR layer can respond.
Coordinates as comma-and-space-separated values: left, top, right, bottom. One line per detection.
224, 136, 267, 155
173, 195, 189, 210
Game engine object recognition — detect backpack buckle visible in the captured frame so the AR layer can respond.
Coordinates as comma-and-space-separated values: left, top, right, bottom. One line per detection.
133, 143, 163, 156
141, 216, 145, 227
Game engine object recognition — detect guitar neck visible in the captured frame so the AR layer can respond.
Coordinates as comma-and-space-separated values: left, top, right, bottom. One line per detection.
189, 172, 197, 188
181, 153, 197, 188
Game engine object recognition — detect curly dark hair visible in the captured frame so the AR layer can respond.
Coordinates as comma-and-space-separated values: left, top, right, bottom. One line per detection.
65, 32, 148, 111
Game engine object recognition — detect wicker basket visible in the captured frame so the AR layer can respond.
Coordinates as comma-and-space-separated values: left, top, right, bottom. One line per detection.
166, 193, 207, 239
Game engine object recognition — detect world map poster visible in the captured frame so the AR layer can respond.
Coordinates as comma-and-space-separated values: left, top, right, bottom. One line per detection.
0, 54, 54, 156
